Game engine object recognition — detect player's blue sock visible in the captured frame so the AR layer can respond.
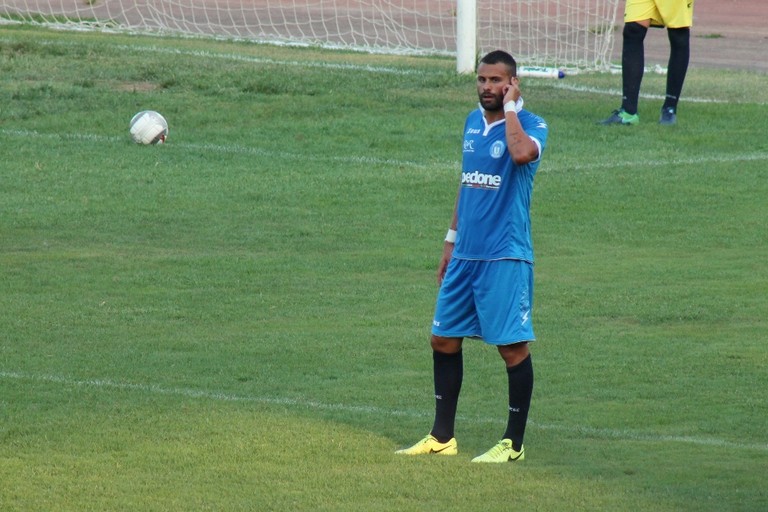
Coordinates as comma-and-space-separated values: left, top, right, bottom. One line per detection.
503, 354, 533, 452
430, 350, 463, 443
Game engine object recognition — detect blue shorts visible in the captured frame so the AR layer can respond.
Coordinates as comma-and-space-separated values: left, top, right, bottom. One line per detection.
432, 258, 535, 346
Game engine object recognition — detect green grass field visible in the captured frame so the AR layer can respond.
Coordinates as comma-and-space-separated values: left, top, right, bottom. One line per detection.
1, 25, 767, 511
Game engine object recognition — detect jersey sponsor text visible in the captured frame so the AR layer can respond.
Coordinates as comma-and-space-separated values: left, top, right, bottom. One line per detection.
461, 170, 502, 190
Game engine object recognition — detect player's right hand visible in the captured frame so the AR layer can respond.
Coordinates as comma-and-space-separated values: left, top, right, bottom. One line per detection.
437, 246, 453, 285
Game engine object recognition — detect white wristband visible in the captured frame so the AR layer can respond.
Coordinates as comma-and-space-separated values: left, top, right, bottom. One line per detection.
445, 229, 457, 243
504, 96, 524, 114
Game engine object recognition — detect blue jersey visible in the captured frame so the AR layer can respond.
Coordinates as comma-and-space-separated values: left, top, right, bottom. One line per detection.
452, 107, 548, 263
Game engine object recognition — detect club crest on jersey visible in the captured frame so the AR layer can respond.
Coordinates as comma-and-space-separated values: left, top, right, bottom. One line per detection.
490, 140, 506, 159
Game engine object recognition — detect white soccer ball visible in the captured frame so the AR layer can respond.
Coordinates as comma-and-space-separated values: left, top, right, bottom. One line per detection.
129, 110, 168, 145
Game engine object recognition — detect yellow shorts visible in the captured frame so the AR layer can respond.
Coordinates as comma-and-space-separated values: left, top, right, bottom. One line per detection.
624, 0, 694, 28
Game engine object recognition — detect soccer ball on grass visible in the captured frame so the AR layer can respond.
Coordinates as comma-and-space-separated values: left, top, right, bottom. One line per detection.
130, 110, 168, 145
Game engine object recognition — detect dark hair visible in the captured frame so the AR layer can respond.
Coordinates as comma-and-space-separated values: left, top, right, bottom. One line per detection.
479, 50, 517, 77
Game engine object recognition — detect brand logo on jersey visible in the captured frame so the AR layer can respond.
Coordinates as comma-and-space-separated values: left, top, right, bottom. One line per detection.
461, 170, 501, 190
466, 128, 481, 135
490, 140, 506, 159
520, 295, 531, 325
463, 139, 475, 152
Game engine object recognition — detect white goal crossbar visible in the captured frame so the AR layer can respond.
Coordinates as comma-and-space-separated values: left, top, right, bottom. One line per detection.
0, 0, 620, 72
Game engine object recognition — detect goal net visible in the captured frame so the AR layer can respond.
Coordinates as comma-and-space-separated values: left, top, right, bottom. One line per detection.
0, 0, 619, 71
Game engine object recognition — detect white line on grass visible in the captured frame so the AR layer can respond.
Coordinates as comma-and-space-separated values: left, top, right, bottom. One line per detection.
0, 129, 434, 169
0, 37, 436, 76
6, 36, 766, 106
548, 151, 768, 173
5, 128, 768, 175
23, 38, 764, 105
6, 129, 768, 177
2, 369, 766, 453
116, 44, 432, 75
548, 83, 735, 104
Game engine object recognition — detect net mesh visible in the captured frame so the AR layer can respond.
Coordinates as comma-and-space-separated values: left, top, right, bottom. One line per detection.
0, 0, 619, 70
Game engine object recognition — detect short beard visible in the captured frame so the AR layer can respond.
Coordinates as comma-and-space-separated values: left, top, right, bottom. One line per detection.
479, 93, 503, 112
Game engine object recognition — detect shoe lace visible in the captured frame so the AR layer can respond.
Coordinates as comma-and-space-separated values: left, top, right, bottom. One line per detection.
488, 440, 513, 457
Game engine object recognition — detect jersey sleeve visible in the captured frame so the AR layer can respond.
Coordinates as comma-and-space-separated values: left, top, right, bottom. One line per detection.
520, 112, 548, 161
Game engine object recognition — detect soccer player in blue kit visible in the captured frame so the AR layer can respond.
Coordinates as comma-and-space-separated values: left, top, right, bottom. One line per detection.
396, 50, 548, 462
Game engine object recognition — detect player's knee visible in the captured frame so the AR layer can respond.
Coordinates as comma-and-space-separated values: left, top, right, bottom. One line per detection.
498, 342, 530, 367
667, 27, 690, 50
431, 335, 461, 354
623, 21, 648, 42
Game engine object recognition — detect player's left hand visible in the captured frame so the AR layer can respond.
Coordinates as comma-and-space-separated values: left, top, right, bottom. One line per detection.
503, 77, 521, 104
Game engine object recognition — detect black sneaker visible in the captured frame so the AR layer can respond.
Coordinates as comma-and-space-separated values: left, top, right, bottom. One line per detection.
599, 108, 639, 126
659, 107, 677, 125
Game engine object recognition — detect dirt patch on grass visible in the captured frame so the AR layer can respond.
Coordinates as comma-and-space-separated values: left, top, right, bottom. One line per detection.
112, 81, 161, 92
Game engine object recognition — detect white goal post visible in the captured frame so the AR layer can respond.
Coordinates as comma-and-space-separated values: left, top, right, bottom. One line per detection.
0, 0, 620, 72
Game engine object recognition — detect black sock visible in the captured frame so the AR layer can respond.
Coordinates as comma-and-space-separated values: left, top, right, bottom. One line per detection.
502, 354, 534, 451
621, 22, 648, 115
663, 27, 690, 111
430, 350, 462, 443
